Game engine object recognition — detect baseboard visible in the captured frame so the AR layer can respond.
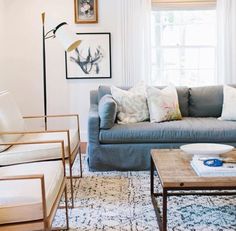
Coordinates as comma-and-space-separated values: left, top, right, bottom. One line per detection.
80, 142, 87, 153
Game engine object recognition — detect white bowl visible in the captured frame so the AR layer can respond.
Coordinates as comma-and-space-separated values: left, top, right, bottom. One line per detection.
180, 143, 234, 157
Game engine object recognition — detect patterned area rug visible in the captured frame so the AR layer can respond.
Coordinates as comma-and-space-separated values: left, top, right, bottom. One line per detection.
54, 155, 236, 231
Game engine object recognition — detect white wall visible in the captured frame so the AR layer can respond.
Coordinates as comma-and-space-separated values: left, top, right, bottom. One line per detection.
0, 1, 5, 75
0, 0, 123, 140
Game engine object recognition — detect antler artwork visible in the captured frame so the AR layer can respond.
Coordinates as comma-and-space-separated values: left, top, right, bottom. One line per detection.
70, 46, 103, 74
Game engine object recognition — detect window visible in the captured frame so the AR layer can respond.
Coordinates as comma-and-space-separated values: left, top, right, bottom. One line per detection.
151, 9, 216, 86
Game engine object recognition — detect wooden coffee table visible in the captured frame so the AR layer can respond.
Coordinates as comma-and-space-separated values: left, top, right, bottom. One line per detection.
150, 149, 236, 231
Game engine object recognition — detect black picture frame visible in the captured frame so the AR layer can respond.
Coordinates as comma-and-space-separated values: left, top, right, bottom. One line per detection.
65, 32, 112, 79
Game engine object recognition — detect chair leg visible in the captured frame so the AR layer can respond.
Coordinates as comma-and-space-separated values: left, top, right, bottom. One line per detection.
70, 147, 83, 179
64, 184, 69, 230
79, 146, 83, 178
69, 161, 74, 208
51, 188, 69, 231
66, 145, 83, 208
43, 215, 48, 231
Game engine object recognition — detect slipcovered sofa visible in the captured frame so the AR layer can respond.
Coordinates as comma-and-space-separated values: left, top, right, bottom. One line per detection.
88, 85, 236, 171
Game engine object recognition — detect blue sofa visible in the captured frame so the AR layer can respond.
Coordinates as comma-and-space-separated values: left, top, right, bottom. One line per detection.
87, 85, 236, 171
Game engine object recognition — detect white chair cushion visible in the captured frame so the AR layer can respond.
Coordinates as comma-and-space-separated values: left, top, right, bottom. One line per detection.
0, 161, 64, 224
0, 129, 79, 166
0, 91, 25, 152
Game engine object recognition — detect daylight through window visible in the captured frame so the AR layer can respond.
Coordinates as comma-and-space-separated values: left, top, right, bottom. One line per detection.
151, 10, 216, 86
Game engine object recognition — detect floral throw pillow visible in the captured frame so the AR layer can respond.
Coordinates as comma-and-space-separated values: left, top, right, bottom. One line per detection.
111, 84, 149, 124
147, 86, 182, 123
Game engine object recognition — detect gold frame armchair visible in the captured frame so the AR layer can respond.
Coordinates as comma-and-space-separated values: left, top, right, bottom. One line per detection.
0, 91, 82, 208
0, 140, 69, 231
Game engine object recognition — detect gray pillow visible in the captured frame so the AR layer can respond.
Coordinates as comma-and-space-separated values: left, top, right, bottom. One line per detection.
176, 86, 189, 117
189, 85, 223, 117
98, 94, 117, 129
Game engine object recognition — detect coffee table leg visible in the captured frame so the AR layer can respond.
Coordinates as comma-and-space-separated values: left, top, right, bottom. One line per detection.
162, 189, 167, 231
151, 156, 154, 195
151, 156, 166, 231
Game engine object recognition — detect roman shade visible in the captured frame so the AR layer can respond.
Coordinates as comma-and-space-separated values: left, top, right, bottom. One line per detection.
152, 0, 216, 10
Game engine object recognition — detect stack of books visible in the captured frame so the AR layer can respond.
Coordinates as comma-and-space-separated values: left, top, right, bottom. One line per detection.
191, 157, 236, 177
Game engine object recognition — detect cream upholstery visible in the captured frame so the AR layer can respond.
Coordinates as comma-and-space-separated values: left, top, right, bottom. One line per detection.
0, 90, 80, 216
0, 161, 64, 224
0, 91, 25, 152
0, 129, 79, 166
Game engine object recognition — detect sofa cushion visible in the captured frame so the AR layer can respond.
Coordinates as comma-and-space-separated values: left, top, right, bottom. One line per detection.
0, 129, 79, 166
98, 94, 117, 129
147, 86, 182, 122
0, 161, 64, 224
0, 91, 25, 152
99, 117, 236, 144
189, 86, 223, 117
98, 85, 189, 117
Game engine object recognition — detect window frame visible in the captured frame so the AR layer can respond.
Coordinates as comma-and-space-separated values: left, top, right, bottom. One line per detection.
151, 8, 217, 86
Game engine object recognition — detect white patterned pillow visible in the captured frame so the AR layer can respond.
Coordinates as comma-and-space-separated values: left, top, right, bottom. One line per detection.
111, 84, 149, 124
220, 85, 236, 120
147, 86, 182, 123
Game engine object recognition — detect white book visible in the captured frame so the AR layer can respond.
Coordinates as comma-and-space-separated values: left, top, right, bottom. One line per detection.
191, 158, 236, 177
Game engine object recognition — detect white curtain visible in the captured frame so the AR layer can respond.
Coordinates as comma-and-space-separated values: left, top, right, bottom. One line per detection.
120, 0, 152, 86
217, 0, 236, 84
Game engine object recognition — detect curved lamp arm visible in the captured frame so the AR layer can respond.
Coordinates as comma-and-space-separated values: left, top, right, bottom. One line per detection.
41, 12, 81, 130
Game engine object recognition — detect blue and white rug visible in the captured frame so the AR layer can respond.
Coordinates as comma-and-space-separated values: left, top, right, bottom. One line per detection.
54, 155, 236, 231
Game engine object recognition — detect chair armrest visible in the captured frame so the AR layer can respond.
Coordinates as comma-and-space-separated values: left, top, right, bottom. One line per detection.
0, 174, 48, 220
23, 114, 79, 129
22, 114, 80, 141
0, 130, 69, 135
88, 104, 100, 144
23, 114, 79, 119
0, 174, 44, 181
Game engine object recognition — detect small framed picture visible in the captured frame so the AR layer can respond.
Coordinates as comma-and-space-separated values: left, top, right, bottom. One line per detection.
74, 0, 98, 24
65, 32, 112, 79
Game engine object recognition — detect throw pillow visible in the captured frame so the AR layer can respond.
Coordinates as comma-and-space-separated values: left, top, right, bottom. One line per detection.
220, 85, 236, 120
146, 86, 182, 123
189, 85, 223, 117
98, 94, 117, 129
111, 84, 149, 124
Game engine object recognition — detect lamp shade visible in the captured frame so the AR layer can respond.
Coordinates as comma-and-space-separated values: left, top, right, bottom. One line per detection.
54, 24, 81, 52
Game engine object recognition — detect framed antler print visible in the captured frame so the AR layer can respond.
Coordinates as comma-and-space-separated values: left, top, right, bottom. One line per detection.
65, 32, 111, 79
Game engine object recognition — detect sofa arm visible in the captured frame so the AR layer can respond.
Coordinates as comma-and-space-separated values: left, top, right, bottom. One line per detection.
88, 104, 100, 144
